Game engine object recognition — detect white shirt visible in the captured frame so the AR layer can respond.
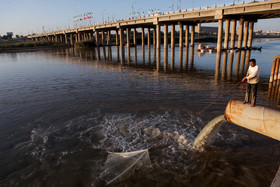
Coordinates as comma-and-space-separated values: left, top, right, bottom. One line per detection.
246, 65, 260, 84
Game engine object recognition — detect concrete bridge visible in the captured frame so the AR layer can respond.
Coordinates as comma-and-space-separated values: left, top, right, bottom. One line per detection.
28, 0, 280, 71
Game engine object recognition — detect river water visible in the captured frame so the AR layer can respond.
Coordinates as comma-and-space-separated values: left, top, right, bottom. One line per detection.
0, 38, 280, 187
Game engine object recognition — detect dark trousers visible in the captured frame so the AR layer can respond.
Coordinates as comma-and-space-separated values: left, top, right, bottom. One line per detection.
245, 83, 258, 105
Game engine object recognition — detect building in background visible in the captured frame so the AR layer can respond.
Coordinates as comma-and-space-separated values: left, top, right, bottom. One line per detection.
195, 23, 218, 34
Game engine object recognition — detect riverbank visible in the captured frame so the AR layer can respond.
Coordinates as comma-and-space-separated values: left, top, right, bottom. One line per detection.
0, 41, 71, 53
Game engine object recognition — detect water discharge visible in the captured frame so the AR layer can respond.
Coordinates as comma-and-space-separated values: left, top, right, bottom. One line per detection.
193, 115, 226, 150
99, 114, 227, 184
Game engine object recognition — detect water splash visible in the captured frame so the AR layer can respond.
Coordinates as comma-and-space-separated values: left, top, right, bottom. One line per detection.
193, 115, 226, 150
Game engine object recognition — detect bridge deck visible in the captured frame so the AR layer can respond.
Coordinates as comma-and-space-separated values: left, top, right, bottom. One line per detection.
29, 0, 280, 38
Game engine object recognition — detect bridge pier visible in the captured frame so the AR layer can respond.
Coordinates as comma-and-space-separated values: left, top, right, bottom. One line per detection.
185, 25, 189, 71
215, 19, 224, 79
224, 20, 230, 50
164, 24, 168, 72
147, 28, 151, 64
234, 19, 244, 76
79, 32, 82, 42
95, 31, 100, 61
238, 19, 244, 49
222, 51, 228, 80
171, 24, 175, 71
230, 20, 236, 49
248, 21, 255, 48
153, 28, 156, 64
190, 46, 194, 70
119, 28, 125, 65
107, 30, 112, 61
70, 34, 73, 45
245, 50, 251, 71
142, 27, 145, 65
156, 24, 161, 71
101, 31, 106, 60
268, 56, 280, 105
243, 21, 249, 48
65, 34, 68, 44
191, 25, 195, 47
133, 28, 137, 64
115, 29, 120, 62
216, 20, 223, 52
227, 51, 234, 80
179, 23, 183, 71
240, 50, 247, 75
126, 28, 131, 65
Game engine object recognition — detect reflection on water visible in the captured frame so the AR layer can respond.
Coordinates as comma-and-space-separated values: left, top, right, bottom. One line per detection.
0, 38, 280, 186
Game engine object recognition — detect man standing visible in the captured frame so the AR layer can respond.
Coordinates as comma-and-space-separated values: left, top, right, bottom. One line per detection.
242, 59, 260, 107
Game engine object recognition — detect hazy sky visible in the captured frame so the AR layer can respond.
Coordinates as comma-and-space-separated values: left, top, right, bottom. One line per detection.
0, 0, 279, 36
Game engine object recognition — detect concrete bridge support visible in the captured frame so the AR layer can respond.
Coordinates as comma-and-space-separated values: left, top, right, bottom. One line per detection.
164, 24, 168, 72
65, 34, 68, 44
133, 28, 137, 64
95, 31, 100, 61
156, 24, 161, 71
70, 34, 73, 45
215, 19, 224, 79
228, 51, 235, 80
224, 20, 230, 50
191, 25, 195, 47
78, 32, 82, 42
185, 25, 189, 71
235, 19, 244, 76
230, 20, 236, 49
243, 21, 249, 48
171, 24, 175, 71
101, 31, 106, 60
190, 46, 194, 70
147, 28, 151, 64
142, 27, 145, 64
119, 28, 125, 65
61, 35, 65, 43
153, 28, 156, 64
222, 52, 228, 80
107, 31, 112, 61
248, 21, 255, 48
116, 29, 120, 62
268, 56, 280, 105
270, 56, 280, 84
84, 33, 88, 41
126, 28, 131, 64
238, 19, 244, 49
216, 20, 224, 52
179, 23, 183, 71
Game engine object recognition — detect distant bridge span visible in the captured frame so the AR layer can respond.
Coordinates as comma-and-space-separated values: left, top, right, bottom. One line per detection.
28, 0, 280, 71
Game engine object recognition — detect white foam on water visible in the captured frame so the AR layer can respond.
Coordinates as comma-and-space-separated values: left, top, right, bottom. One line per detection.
82, 111, 206, 154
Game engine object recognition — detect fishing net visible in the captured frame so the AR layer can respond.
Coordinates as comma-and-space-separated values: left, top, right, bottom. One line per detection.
100, 149, 151, 185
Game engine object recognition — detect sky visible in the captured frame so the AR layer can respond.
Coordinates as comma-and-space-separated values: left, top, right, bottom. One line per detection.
0, 0, 279, 36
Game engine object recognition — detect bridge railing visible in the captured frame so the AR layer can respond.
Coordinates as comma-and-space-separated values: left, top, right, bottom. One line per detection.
161, 0, 271, 15
31, 0, 273, 37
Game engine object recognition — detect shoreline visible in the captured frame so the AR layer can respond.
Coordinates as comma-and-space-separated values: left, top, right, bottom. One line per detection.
0, 45, 72, 53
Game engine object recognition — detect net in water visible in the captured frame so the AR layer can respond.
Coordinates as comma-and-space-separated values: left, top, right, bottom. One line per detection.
100, 149, 151, 184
